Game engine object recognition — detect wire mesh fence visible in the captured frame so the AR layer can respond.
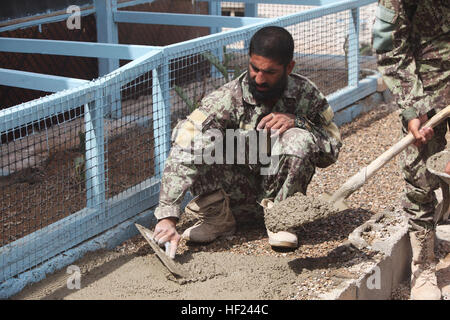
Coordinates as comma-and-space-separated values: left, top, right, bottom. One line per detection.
0, 15, 98, 110
359, 2, 377, 69
0, 50, 164, 282
258, 3, 315, 17
0, 105, 86, 245
0, 0, 209, 110
0, 0, 378, 289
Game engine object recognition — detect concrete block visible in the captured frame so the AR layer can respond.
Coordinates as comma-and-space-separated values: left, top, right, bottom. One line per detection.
362, 213, 410, 298
320, 211, 411, 300
337, 283, 358, 300
319, 281, 357, 300
356, 258, 393, 300
389, 228, 412, 287
436, 224, 450, 252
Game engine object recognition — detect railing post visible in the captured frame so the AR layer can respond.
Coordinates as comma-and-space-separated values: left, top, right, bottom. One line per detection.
208, 0, 224, 79
94, 0, 122, 119
348, 7, 360, 87
84, 90, 106, 210
152, 59, 171, 178
244, 3, 258, 51
208, 0, 221, 34
244, 3, 258, 17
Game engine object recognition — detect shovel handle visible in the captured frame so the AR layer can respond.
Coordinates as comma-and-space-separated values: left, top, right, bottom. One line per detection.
329, 105, 450, 203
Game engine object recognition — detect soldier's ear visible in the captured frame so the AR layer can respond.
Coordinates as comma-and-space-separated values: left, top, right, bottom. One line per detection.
286, 60, 295, 75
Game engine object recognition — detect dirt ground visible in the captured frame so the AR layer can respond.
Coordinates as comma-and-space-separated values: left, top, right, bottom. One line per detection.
12, 210, 382, 300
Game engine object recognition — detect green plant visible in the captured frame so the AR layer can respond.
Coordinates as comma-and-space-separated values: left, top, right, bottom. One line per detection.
174, 47, 243, 112
204, 47, 243, 82
174, 84, 203, 114
74, 130, 86, 191
78, 130, 85, 153
222, 47, 243, 81
203, 50, 230, 82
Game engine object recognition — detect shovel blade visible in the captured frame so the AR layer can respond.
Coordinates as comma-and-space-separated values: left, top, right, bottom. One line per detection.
319, 193, 350, 211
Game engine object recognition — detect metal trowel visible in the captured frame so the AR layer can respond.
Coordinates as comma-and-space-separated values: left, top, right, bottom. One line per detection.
320, 105, 450, 211
135, 223, 188, 279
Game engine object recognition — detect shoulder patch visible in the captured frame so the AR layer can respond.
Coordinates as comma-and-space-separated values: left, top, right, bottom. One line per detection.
321, 106, 335, 124
187, 109, 208, 125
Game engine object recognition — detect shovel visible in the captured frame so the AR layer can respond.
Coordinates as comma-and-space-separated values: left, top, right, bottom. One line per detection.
322, 105, 450, 210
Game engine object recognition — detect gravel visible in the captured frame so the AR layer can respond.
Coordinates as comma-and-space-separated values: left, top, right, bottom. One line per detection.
308, 100, 403, 214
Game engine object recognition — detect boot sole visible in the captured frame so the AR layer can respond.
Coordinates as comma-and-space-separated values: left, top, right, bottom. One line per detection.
268, 239, 298, 248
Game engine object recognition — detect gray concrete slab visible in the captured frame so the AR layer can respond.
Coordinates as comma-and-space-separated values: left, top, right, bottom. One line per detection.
320, 210, 411, 300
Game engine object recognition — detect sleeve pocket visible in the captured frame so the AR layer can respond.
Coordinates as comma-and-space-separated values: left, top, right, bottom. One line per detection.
372, 5, 397, 52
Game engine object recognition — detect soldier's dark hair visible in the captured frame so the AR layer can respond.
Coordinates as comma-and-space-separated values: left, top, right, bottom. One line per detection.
249, 26, 294, 67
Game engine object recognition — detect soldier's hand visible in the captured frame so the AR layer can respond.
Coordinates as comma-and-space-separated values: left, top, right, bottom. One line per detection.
257, 112, 295, 136
408, 114, 433, 147
153, 217, 180, 259
445, 161, 450, 175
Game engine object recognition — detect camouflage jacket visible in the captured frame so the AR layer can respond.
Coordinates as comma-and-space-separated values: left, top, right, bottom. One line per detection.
154, 72, 342, 220
373, 0, 450, 123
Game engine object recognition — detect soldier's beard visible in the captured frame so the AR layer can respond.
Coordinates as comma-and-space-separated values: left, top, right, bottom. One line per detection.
247, 69, 288, 103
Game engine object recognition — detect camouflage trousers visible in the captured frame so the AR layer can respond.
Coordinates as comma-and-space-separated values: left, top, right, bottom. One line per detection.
400, 113, 449, 231
189, 128, 318, 218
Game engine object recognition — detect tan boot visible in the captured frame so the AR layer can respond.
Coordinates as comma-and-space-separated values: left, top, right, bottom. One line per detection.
181, 189, 236, 243
410, 230, 442, 300
261, 199, 298, 248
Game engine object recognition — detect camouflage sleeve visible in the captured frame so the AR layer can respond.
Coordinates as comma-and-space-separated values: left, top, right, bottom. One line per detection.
373, 0, 431, 123
154, 92, 229, 220
298, 80, 342, 168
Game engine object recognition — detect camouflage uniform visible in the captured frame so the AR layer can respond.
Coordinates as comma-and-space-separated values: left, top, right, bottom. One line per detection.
154, 72, 342, 221
373, 0, 450, 229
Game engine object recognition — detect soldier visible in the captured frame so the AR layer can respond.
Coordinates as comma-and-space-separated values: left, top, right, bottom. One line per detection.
152, 26, 342, 258
373, 0, 449, 300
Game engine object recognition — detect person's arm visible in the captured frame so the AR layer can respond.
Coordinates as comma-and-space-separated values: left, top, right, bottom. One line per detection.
296, 79, 342, 168
151, 116, 204, 258
374, 0, 436, 146
257, 85, 341, 168
407, 113, 434, 147
445, 161, 450, 175
374, 0, 433, 125
153, 93, 228, 256
153, 217, 179, 259
257, 112, 295, 136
